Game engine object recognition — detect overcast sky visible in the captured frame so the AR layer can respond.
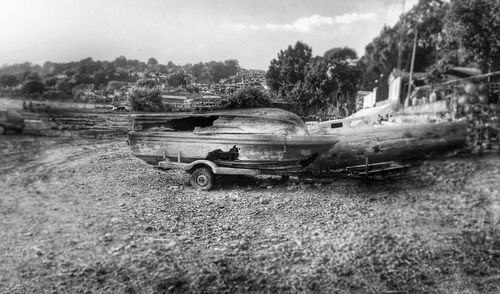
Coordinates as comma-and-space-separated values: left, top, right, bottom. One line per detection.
0, 0, 418, 70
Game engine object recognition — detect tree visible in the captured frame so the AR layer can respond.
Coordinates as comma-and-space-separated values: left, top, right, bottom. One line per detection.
0, 75, 19, 88
300, 57, 337, 114
0, 62, 41, 77
157, 64, 168, 74
63, 69, 75, 77
266, 41, 312, 99
42, 61, 57, 76
223, 59, 239, 77
226, 87, 272, 109
326, 59, 362, 116
125, 59, 146, 71
301, 54, 360, 116
74, 73, 94, 85
72, 84, 89, 99
166, 72, 189, 88
93, 69, 107, 89
44, 76, 57, 88
128, 79, 164, 112
24, 71, 42, 82
166, 61, 178, 72
147, 57, 158, 67
110, 70, 129, 82
206, 60, 240, 83
22, 80, 44, 93
266, 42, 361, 116
360, 0, 447, 88
55, 80, 71, 93
324, 47, 358, 62
442, 0, 500, 72
75, 57, 99, 74
207, 61, 225, 83
114, 56, 128, 68
190, 62, 206, 81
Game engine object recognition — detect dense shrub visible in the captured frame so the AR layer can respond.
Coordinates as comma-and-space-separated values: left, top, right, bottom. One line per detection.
1, 74, 19, 88
128, 79, 164, 112
226, 87, 271, 109
55, 80, 71, 93
21, 80, 44, 94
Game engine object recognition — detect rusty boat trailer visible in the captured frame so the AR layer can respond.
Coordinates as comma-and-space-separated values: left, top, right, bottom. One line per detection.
157, 156, 410, 191
158, 158, 261, 191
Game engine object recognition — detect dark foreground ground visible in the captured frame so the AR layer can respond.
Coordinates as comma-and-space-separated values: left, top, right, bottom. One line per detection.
1, 110, 500, 293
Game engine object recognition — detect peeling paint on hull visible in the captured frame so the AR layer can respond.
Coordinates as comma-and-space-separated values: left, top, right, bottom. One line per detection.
307, 121, 468, 171
128, 131, 336, 172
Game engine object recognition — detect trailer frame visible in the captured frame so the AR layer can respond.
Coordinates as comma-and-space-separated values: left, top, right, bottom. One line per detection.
157, 157, 411, 190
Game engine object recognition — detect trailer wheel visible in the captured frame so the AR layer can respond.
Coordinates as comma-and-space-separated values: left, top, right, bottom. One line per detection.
190, 167, 214, 191
280, 175, 290, 183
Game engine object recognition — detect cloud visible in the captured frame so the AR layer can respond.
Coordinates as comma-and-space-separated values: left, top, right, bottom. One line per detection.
265, 15, 335, 32
223, 12, 375, 33
334, 12, 375, 24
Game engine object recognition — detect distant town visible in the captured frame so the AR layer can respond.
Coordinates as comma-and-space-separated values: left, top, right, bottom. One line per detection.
0, 57, 268, 112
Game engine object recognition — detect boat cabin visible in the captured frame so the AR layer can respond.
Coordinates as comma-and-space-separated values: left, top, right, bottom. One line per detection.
131, 108, 309, 136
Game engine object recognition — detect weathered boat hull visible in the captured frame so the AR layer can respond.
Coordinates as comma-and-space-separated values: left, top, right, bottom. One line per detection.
128, 131, 337, 173
307, 120, 468, 172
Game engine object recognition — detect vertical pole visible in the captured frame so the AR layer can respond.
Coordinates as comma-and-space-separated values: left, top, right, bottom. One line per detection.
405, 29, 418, 105
177, 150, 180, 163
397, 0, 406, 71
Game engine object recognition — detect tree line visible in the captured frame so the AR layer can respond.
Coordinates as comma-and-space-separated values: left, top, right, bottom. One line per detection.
0, 56, 240, 94
266, 43, 360, 117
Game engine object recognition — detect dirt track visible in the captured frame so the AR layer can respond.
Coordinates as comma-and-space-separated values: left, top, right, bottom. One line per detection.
1, 124, 500, 293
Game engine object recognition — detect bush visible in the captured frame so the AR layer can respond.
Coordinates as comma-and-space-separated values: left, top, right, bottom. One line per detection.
226, 87, 271, 109
128, 79, 164, 112
21, 80, 44, 94
1, 74, 19, 88
55, 80, 71, 93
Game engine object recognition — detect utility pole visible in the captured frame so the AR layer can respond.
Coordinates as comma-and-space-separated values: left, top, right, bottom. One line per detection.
397, 0, 406, 71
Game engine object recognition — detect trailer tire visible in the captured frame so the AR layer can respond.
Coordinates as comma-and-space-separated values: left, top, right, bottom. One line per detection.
280, 175, 290, 183
190, 167, 214, 191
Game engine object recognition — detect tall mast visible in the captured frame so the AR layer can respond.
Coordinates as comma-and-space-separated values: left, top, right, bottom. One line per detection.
397, 0, 406, 70
405, 29, 418, 104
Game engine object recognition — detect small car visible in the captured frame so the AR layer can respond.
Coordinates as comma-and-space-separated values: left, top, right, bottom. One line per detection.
0, 110, 25, 134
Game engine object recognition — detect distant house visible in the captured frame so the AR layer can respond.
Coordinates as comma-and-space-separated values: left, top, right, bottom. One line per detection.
201, 95, 222, 100
161, 95, 189, 110
191, 95, 227, 110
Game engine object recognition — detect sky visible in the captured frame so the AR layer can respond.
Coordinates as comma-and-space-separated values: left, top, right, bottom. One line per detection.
0, 0, 418, 70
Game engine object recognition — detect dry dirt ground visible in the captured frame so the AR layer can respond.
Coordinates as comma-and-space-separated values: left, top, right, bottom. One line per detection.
1, 114, 500, 293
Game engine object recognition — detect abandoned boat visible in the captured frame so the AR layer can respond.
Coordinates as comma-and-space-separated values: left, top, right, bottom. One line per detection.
307, 118, 468, 171
128, 108, 337, 173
